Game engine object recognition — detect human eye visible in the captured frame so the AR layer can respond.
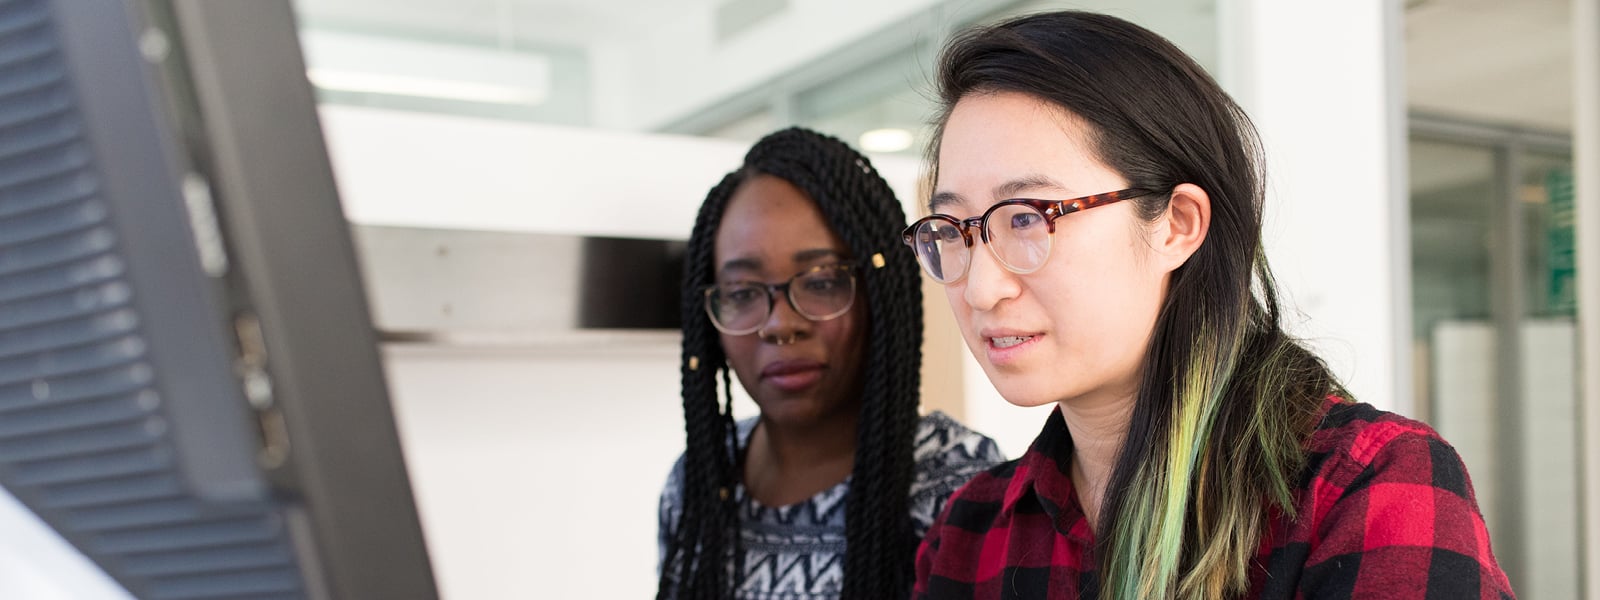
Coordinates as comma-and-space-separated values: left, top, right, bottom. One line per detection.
1009, 210, 1044, 230
721, 284, 763, 305
914, 220, 958, 244
802, 277, 837, 293
800, 269, 850, 294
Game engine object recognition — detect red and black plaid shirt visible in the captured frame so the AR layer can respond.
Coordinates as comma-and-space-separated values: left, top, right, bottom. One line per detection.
913, 398, 1516, 599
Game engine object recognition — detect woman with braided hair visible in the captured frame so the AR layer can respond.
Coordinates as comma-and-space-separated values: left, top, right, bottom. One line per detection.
656, 127, 1003, 600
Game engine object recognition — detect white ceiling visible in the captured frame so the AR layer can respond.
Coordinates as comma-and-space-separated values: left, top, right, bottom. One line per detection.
291, 0, 1580, 143
1404, 0, 1572, 133
290, 0, 706, 47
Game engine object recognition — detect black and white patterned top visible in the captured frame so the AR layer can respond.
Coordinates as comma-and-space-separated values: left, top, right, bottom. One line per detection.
658, 411, 1005, 600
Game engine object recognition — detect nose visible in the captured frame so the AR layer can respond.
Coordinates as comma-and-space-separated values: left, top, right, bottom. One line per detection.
757, 289, 812, 343
961, 242, 1021, 313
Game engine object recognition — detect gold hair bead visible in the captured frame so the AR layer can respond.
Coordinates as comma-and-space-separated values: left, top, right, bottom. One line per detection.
871, 252, 886, 268
688, 356, 700, 371
719, 487, 730, 500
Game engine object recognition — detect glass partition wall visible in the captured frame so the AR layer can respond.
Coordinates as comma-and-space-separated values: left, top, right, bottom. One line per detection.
1409, 117, 1577, 598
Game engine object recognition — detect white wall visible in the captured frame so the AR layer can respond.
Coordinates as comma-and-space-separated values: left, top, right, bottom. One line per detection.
321, 105, 925, 239
1218, 0, 1409, 413
381, 341, 686, 599
321, 105, 741, 239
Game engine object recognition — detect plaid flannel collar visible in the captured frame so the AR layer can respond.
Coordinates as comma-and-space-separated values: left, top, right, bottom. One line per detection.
1002, 406, 1095, 545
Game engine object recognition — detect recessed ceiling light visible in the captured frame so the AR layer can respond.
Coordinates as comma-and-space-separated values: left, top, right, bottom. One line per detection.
859, 128, 913, 153
307, 69, 547, 104
300, 31, 550, 106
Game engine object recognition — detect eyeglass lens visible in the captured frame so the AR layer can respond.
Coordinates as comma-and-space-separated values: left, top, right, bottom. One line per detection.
704, 266, 855, 334
909, 203, 1052, 283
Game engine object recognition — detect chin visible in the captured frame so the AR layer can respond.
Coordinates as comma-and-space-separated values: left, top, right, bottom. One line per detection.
999, 392, 1059, 409
972, 353, 1056, 405
754, 394, 828, 424
984, 374, 1061, 408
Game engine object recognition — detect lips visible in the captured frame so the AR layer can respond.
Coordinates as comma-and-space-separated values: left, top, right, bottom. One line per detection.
761, 359, 827, 392
991, 335, 1031, 349
978, 327, 1043, 365
979, 327, 1041, 346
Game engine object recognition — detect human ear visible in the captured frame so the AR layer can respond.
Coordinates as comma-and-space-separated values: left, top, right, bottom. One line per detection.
1151, 183, 1210, 272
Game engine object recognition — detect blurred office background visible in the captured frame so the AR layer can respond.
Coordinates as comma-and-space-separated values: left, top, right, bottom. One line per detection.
3, 0, 1597, 598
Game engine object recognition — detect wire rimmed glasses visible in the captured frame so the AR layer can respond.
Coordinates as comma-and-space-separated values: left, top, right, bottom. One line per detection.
901, 188, 1147, 284
701, 263, 857, 335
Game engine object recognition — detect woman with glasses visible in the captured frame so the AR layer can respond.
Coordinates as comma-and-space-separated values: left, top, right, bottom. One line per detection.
909, 11, 1514, 600
657, 127, 1002, 600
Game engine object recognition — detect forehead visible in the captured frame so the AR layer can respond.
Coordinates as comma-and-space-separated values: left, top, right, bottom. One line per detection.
713, 174, 847, 270
934, 92, 1122, 213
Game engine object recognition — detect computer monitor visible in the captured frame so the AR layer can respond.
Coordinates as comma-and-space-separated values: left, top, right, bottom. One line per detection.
0, 1, 437, 598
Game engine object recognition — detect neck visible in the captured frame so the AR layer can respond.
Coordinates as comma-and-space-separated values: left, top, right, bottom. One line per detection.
1059, 388, 1136, 529
757, 410, 858, 468
743, 405, 860, 506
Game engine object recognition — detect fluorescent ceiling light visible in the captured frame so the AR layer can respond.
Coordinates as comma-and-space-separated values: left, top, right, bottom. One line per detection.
300, 30, 550, 106
859, 128, 913, 153
307, 69, 545, 104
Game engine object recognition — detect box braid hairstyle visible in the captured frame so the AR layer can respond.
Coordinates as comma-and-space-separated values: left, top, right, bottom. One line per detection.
657, 127, 923, 600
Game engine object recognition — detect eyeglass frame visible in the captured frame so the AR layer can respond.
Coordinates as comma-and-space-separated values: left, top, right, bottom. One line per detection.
900, 187, 1151, 283
700, 262, 861, 336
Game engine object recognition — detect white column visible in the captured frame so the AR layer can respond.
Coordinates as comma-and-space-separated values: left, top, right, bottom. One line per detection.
1216, 0, 1410, 414
1575, 0, 1600, 596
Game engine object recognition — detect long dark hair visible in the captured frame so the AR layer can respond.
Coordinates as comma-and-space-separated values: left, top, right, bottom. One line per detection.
928, 12, 1343, 599
658, 127, 924, 600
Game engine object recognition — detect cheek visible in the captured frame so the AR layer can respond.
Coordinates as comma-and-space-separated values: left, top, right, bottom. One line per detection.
824, 307, 867, 355
943, 284, 971, 324
720, 332, 758, 373
1041, 233, 1165, 340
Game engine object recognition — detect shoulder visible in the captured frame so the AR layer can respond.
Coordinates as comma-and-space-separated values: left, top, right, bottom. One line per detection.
1288, 399, 1515, 596
909, 411, 1006, 495
907, 412, 1007, 534
658, 452, 687, 549
1307, 398, 1440, 452
660, 452, 686, 509
917, 451, 1022, 517
915, 458, 1021, 545
663, 451, 686, 484
736, 415, 758, 442
941, 457, 1022, 506
912, 410, 1006, 468
661, 416, 754, 509
914, 456, 1026, 595
1303, 399, 1464, 493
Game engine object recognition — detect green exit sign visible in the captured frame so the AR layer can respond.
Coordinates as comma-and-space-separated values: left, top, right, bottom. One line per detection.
1546, 169, 1575, 315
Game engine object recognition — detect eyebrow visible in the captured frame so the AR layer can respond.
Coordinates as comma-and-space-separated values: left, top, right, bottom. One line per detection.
717, 248, 844, 275
794, 248, 843, 263
928, 174, 1073, 213
719, 257, 761, 274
